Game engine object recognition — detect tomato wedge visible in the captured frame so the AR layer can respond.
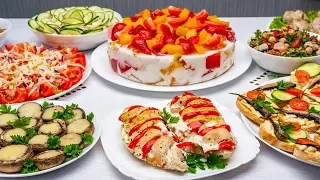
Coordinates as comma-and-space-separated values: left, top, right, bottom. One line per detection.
198, 124, 231, 136
128, 117, 163, 136
5, 44, 14, 51
170, 96, 180, 105
168, 6, 183, 16
128, 126, 161, 149
142, 135, 161, 159
39, 83, 55, 97
289, 98, 309, 111
285, 88, 304, 97
280, 121, 301, 131
69, 52, 86, 67
27, 88, 40, 100
295, 70, 310, 83
187, 121, 204, 132
62, 66, 83, 85
296, 138, 320, 146
310, 87, 320, 97
219, 141, 236, 151
246, 90, 265, 100
176, 142, 195, 149
53, 77, 72, 91
182, 110, 219, 121
0, 88, 27, 104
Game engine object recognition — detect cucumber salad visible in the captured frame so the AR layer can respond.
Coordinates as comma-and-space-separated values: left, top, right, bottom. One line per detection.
28, 6, 120, 35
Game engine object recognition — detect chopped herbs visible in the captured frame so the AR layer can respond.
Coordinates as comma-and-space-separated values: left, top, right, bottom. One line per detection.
185, 153, 228, 173
53, 103, 78, 120
206, 153, 228, 169
7, 117, 31, 128
86, 112, 94, 122
48, 135, 61, 150
252, 96, 277, 113
159, 108, 180, 124
306, 10, 318, 23
269, 16, 288, 29
249, 29, 263, 47
42, 101, 53, 109
26, 128, 37, 139
20, 160, 39, 174
0, 104, 17, 114
81, 133, 93, 146
64, 144, 83, 158
11, 135, 29, 144
277, 80, 295, 90
308, 107, 320, 114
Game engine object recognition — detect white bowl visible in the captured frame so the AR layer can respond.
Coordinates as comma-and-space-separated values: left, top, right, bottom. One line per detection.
246, 32, 320, 74
30, 12, 122, 51
0, 18, 11, 48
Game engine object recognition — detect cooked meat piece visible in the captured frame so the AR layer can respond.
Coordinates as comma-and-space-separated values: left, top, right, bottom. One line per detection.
304, 41, 320, 51
203, 128, 233, 144
254, 43, 269, 51
273, 42, 285, 50
292, 10, 308, 21
292, 20, 310, 30
283, 11, 294, 23
311, 17, 320, 34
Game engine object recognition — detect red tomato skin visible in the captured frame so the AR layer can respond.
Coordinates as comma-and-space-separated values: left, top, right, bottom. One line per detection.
311, 87, 320, 97
142, 135, 161, 159
128, 126, 161, 149
219, 141, 236, 151
295, 70, 310, 83
176, 142, 195, 148
289, 98, 309, 111
285, 88, 303, 97
39, 83, 55, 97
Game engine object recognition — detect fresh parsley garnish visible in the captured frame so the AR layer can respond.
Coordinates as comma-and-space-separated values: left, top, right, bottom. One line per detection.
64, 144, 83, 158
26, 128, 37, 139
20, 160, 39, 174
52, 103, 78, 120
280, 123, 296, 142
7, 116, 31, 128
159, 108, 179, 124
252, 96, 277, 113
185, 153, 228, 173
80, 133, 93, 146
0, 104, 17, 114
206, 153, 228, 169
11, 135, 29, 144
86, 112, 94, 122
308, 107, 320, 114
47, 135, 61, 150
277, 80, 295, 90
42, 101, 53, 109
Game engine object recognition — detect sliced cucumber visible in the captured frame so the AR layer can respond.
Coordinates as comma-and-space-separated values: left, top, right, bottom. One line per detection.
287, 129, 307, 141
105, 10, 114, 22
37, 21, 56, 34
265, 96, 280, 112
271, 90, 296, 101
85, 16, 99, 25
53, 8, 66, 18
310, 103, 320, 111
60, 28, 82, 35
83, 12, 94, 24
37, 12, 51, 22
95, 12, 106, 23
64, 8, 78, 18
297, 62, 320, 77
61, 23, 84, 30
62, 18, 83, 24
28, 19, 40, 30
88, 6, 103, 11
82, 28, 103, 34
69, 10, 84, 20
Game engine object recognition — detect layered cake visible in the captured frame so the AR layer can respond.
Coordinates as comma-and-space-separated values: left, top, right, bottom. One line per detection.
108, 6, 236, 86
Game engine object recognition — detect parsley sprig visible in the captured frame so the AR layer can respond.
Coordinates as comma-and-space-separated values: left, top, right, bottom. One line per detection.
64, 144, 83, 158
86, 112, 94, 122
280, 123, 296, 142
20, 160, 39, 174
185, 153, 227, 173
0, 104, 17, 114
80, 133, 93, 146
52, 103, 78, 120
159, 108, 179, 124
7, 117, 31, 128
277, 80, 295, 90
42, 101, 53, 109
252, 96, 277, 113
10, 128, 37, 144
308, 106, 320, 114
47, 135, 61, 150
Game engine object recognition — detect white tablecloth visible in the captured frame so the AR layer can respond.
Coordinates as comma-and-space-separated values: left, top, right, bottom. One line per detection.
2, 18, 319, 180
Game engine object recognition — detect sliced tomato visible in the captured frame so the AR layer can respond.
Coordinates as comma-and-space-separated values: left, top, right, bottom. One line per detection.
128, 117, 162, 136
295, 70, 310, 83
62, 66, 83, 85
142, 135, 161, 159
195, 9, 208, 20
291, 36, 302, 48
289, 98, 309, 111
219, 141, 236, 151
273, 30, 284, 38
280, 121, 301, 131
39, 83, 55, 97
168, 6, 183, 16
39, 44, 46, 53
198, 124, 231, 136
176, 142, 195, 149
128, 126, 161, 149
0, 49, 4, 53
0, 88, 27, 104
182, 111, 219, 121
285, 88, 304, 97
310, 87, 320, 97
170, 96, 180, 105
188, 121, 204, 132
5, 44, 14, 51
27, 88, 40, 100
296, 138, 320, 146
53, 77, 72, 90
246, 90, 265, 100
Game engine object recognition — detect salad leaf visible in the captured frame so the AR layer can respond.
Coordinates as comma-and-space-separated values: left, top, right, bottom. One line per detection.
64, 144, 83, 158
306, 10, 318, 23
47, 135, 61, 150
277, 80, 295, 90
20, 160, 39, 174
7, 117, 31, 128
206, 154, 227, 169
80, 133, 93, 146
269, 16, 288, 29
0, 104, 17, 114
42, 101, 53, 109
159, 108, 180, 124
86, 112, 94, 122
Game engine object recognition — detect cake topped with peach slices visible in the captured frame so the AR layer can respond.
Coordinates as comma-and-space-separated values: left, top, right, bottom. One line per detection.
107, 6, 236, 86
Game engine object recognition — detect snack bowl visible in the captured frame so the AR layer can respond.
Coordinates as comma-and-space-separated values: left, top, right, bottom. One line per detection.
246, 31, 320, 74
0, 18, 11, 48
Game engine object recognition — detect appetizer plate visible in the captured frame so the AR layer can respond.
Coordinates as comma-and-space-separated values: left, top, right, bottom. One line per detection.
0, 100, 102, 178
240, 76, 320, 167
91, 41, 252, 92
101, 100, 260, 180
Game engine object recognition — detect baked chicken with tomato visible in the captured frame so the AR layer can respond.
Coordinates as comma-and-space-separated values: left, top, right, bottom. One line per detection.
108, 6, 236, 86
0, 43, 86, 104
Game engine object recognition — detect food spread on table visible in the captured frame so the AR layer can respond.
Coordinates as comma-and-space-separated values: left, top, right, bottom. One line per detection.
233, 62, 320, 164
0, 43, 86, 104
0, 101, 95, 174
28, 6, 120, 35
119, 92, 236, 173
269, 10, 320, 34
108, 6, 236, 86
249, 27, 320, 57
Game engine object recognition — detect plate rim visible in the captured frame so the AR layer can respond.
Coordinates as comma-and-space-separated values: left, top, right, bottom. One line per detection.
91, 41, 252, 92
0, 100, 102, 178
100, 99, 260, 180
239, 76, 320, 167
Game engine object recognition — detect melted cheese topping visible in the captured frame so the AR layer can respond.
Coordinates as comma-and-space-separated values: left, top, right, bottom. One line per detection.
67, 119, 90, 134
36, 150, 62, 159
186, 135, 219, 153
4, 128, 26, 142
0, 145, 28, 160
0, 114, 18, 126
28, 135, 48, 144
60, 134, 82, 146
39, 123, 61, 135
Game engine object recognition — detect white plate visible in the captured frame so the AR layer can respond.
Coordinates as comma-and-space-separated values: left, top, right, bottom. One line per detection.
101, 99, 260, 180
91, 41, 252, 92
239, 76, 320, 167
0, 100, 102, 178
6, 54, 92, 105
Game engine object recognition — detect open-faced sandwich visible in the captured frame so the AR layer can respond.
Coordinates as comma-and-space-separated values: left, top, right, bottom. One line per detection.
118, 92, 237, 173
234, 62, 320, 164
0, 101, 95, 174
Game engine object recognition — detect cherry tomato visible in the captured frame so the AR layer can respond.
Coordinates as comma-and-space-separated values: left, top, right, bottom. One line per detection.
280, 121, 301, 131
62, 66, 83, 85
142, 135, 161, 159
285, 88, 304, 97
219, 141, 236, 151
0, 88, 27, 104
27, 88, 40, 100
310, 87, 320, 97
297, 138, 320, 146
246, 90, 265, 100
39, 83, 55, 97
289, 98, 309, 111
295, 70, 310, 83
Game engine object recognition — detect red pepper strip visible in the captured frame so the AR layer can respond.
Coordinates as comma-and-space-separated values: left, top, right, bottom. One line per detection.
182, 111, 219, 121
128, 105, 143, 111
128, 117, 163, 136
179, 104, 214, 115
129, 107, 159, 123
170, 96, 180, 105
173, 135, 179, 142
297, 138, 320, 146
128, 126, 161, 149
182, 91, 195, 97
176, 142, 195, 149
198, 124, 231, 136
184, 97, 211, 106
187, 121, 204, 133
142, 135, 161, 159
219, 141, 236, 151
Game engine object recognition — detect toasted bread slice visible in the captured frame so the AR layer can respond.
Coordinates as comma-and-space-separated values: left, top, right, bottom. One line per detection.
293, 145, 320, 164
236, 97, 266, 125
